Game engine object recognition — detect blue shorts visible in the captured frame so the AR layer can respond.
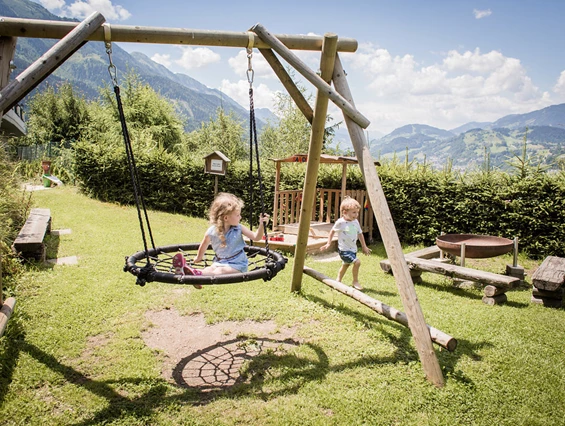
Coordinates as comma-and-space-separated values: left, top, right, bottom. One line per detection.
338, 250, 358, 264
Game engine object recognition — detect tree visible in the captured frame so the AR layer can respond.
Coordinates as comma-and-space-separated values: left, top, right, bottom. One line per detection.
259, 78, 339, 159
24, 82, 90, 146
94, 70, 185, 152
183, 108, 247, 161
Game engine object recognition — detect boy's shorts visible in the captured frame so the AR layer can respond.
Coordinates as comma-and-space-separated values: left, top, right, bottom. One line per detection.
338, 250, 358, 264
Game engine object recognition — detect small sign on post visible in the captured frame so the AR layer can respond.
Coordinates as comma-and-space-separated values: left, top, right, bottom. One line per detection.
203, 151, 230, 195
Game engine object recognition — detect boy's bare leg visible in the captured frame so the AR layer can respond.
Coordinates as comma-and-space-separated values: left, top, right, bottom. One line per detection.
351, 259, 363, 290
336, 263, 350, 282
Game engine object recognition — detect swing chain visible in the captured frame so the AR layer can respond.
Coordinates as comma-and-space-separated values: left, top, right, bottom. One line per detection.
104, 24, 118, 87
246, 47, 254, 87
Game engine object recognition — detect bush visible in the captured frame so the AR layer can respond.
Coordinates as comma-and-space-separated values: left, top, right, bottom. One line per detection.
0, 145, 28, 286
73, 142, 565, 259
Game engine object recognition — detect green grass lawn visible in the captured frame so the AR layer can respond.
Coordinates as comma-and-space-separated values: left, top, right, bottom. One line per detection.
1, 186, 564, 425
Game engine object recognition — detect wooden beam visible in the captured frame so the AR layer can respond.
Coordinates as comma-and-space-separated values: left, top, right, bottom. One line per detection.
303, 267, 457, 352
331, 53, 445, 387
0, 12, 106, 114
259, 48, 313, 124
341, 162, 347, 203
0, 36, 17, 122
251, 23, 370, 129
291, 33, 337, 292
380, 245, 441, 273
408, 258, 519, 288
0, 17, 358, 52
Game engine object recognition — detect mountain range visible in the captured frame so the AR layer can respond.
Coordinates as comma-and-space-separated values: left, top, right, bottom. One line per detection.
2, 0, 565, 170
367, 103, 565, 170
0, 0, 275, 132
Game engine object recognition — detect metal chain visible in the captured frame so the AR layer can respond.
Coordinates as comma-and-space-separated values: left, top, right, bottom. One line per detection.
246, 47, 254, 87
106, 45, 118, 87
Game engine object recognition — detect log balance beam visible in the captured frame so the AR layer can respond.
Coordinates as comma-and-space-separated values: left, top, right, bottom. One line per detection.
303, 266, 457, 352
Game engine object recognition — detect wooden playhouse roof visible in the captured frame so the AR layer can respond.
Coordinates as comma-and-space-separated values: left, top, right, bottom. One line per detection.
272, 153, 359, 164
271, 153, 379, 165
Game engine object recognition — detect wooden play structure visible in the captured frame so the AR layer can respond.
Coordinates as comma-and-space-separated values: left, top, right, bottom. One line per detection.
253, 153, 375, 253
0, 14, 449, 386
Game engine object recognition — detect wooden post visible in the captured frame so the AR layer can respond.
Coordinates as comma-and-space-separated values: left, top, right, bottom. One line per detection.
273, 161, 281, 230
0, 252, 16, 338
332, 54, 445, 387
341, 162, 347, 204
303, 267, 457, 352
0, 12, 106, 114
259, 48, 313, 124
0, 252, 3, 306
291, 33, 338, 292
0, 17, 358, 52
250, 24, 370, 129
0, 36, 17, 122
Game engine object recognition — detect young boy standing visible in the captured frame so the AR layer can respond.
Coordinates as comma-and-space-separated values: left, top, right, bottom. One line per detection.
320, 196, 372, 290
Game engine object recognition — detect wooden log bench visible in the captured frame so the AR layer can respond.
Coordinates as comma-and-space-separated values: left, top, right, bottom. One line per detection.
12, 208, 51, 261
531, 256, 565, 308
406, 257, 519, 288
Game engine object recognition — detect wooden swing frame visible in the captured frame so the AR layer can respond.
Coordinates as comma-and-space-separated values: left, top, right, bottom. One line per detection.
0, 13, 446, 387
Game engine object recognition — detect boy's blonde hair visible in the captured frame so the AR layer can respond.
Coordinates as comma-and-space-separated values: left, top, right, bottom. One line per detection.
208, 193, 244, 246
340, 196, 360, 215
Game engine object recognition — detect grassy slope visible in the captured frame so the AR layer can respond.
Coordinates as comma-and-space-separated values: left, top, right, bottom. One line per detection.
0, 186, 564, 425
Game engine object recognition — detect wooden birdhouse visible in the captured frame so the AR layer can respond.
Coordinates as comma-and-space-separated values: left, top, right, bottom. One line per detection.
203, 151, 230, 176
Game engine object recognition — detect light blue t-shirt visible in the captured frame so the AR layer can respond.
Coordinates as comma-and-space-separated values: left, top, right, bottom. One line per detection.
206, 224, 248, 272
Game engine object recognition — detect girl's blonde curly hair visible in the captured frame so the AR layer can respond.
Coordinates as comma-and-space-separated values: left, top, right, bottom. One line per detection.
208, 193, 244, 247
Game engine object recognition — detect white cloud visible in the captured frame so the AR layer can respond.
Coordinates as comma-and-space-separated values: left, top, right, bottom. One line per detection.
48, 0, 131, 21
175, 47, 221, 70
344, 44, 553, 133
553, 71, 565, 95
38, 0, 65, 9
151, 53, 172, 68
228, 50, 276, 80
219, 79, 277, 110
473, 9, 492, 19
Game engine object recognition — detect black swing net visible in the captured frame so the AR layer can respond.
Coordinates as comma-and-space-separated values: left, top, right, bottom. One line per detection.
104, 38, 287, 286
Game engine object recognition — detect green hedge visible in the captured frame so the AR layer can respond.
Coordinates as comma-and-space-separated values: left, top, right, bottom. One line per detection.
73, 142, 276, 225
73, 143, 565, 258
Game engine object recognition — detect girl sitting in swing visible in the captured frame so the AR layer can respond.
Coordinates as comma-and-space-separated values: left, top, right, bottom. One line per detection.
172, 193, 269, 284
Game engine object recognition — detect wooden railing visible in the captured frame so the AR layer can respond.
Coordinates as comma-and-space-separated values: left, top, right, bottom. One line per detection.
273, 188, 373, 235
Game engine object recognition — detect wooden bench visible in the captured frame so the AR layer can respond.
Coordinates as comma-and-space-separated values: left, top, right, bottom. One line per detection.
532, 256, 565, 291
12, 208, 51, 260
531, 256, 565, 308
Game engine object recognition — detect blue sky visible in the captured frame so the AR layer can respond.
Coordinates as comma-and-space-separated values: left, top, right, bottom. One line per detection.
34, 0, 565, 135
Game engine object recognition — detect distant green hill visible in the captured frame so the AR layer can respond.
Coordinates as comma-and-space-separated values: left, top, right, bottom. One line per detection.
1, 0, 273, 132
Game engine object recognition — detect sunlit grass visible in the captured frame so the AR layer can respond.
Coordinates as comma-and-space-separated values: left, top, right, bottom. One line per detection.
0, 186, 563, 425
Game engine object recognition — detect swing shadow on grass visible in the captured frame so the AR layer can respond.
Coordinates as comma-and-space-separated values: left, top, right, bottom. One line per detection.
0, 310, 493, 424
172, 337, 326, 404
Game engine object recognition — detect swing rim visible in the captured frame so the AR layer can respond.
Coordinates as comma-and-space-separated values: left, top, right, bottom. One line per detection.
125, 243, 287, 285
